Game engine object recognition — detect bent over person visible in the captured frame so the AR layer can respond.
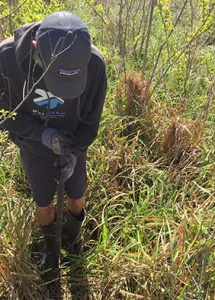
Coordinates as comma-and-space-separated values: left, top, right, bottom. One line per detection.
0, 11, 107, 268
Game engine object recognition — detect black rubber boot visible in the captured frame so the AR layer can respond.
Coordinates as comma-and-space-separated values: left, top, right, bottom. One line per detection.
40, 220, 58, 269
66, 208, 85, 254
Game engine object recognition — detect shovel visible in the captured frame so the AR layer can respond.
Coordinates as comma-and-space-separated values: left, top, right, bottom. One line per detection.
55, 154, 67, 266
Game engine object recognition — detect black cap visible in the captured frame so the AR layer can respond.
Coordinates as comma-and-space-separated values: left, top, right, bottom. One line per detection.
36, 11, 91, 99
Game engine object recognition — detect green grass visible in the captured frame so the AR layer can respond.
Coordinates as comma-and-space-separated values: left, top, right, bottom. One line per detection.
1, 106, 214, 299
0, 0, 215, 298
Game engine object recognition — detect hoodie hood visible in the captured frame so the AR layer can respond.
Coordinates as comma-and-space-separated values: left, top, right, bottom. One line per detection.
0, 20, 107, 157
14, 21, 41, 75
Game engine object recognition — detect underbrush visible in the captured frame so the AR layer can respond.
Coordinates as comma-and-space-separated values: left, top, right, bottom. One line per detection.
0, 1, 215, 297
0, 71, 214, 299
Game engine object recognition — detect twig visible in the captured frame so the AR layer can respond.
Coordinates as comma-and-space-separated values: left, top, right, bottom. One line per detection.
84, 0, 117, 37
142, 0, 156, 79
138, 1, 150, 58
197, 75, 215, 122
150, 3, 215, 98
132, 0, 146, 53
0, 0, 28, 21
149, 0, 188, 83
0, 32, 77, 127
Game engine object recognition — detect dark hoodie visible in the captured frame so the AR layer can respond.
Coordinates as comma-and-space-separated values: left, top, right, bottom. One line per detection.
0, 22, 107, 156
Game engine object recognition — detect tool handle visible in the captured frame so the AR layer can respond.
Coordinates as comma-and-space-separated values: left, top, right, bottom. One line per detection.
55, 154, 67, 264
59, 154, 67, 168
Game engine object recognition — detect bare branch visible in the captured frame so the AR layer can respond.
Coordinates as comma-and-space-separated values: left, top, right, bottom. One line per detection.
84, 0, 116, 37
142, 0, 156, 79
0, 32, 77, 127
138, 1, 150, 58
150, 3, 215, 98
197, 75, 215, 122
149, 0, 189, 83
0, 0, 28, 21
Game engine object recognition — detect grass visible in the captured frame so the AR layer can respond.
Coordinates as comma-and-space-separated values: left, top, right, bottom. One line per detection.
0, 1, 215, 298
0, 89, 214, 298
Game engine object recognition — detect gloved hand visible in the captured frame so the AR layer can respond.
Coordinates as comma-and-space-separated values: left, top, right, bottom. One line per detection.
53, 153, 77, 182
41, 128, 76, 155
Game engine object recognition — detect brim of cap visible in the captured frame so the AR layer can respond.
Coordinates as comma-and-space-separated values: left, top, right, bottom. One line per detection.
44, 69, 87, 100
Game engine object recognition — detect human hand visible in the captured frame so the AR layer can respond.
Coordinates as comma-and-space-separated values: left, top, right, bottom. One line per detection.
53, 153, 77, 182
41, 128, 76, 155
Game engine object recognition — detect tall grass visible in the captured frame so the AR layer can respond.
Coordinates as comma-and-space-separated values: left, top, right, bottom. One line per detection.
1, 87, 214, 298
0, 0, 215, 299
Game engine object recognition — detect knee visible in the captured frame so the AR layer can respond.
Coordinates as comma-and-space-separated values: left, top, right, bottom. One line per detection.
67, 195, 85, 215
36, 203, 54, 226
36, 203, 53, 215
67, 196, 84, 206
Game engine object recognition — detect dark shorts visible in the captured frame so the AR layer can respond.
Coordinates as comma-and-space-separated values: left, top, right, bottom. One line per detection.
20, 151, 87, 207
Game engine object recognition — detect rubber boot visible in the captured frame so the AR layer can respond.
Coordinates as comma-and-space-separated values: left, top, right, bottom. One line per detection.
66, 208, 85, 254
40, 220, 58, 269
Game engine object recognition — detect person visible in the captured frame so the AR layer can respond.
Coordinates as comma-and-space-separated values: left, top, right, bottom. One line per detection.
0, 11, 107, 268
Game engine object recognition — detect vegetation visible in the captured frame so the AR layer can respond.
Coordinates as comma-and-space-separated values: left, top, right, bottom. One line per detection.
0, 0, 215, 299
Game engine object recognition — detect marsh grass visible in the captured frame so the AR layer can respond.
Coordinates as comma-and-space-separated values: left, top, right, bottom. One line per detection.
1, 71, 214, 298
0, 1, 215, 298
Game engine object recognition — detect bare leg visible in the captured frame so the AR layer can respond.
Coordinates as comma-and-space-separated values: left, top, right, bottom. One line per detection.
67, 195, 85, 217
36, 201, 55, 226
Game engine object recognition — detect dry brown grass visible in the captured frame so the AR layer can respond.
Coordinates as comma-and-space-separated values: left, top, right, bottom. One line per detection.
161, 118, 203, 168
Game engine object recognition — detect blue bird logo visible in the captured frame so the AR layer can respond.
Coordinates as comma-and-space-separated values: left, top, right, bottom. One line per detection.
33, 89, 65, 109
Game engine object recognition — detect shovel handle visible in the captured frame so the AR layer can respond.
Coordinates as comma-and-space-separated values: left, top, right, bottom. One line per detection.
59, 155, 67, 168
55, 155, 67, 263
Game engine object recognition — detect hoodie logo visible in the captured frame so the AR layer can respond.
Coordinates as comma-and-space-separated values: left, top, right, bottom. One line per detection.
33, 89, 65, 109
